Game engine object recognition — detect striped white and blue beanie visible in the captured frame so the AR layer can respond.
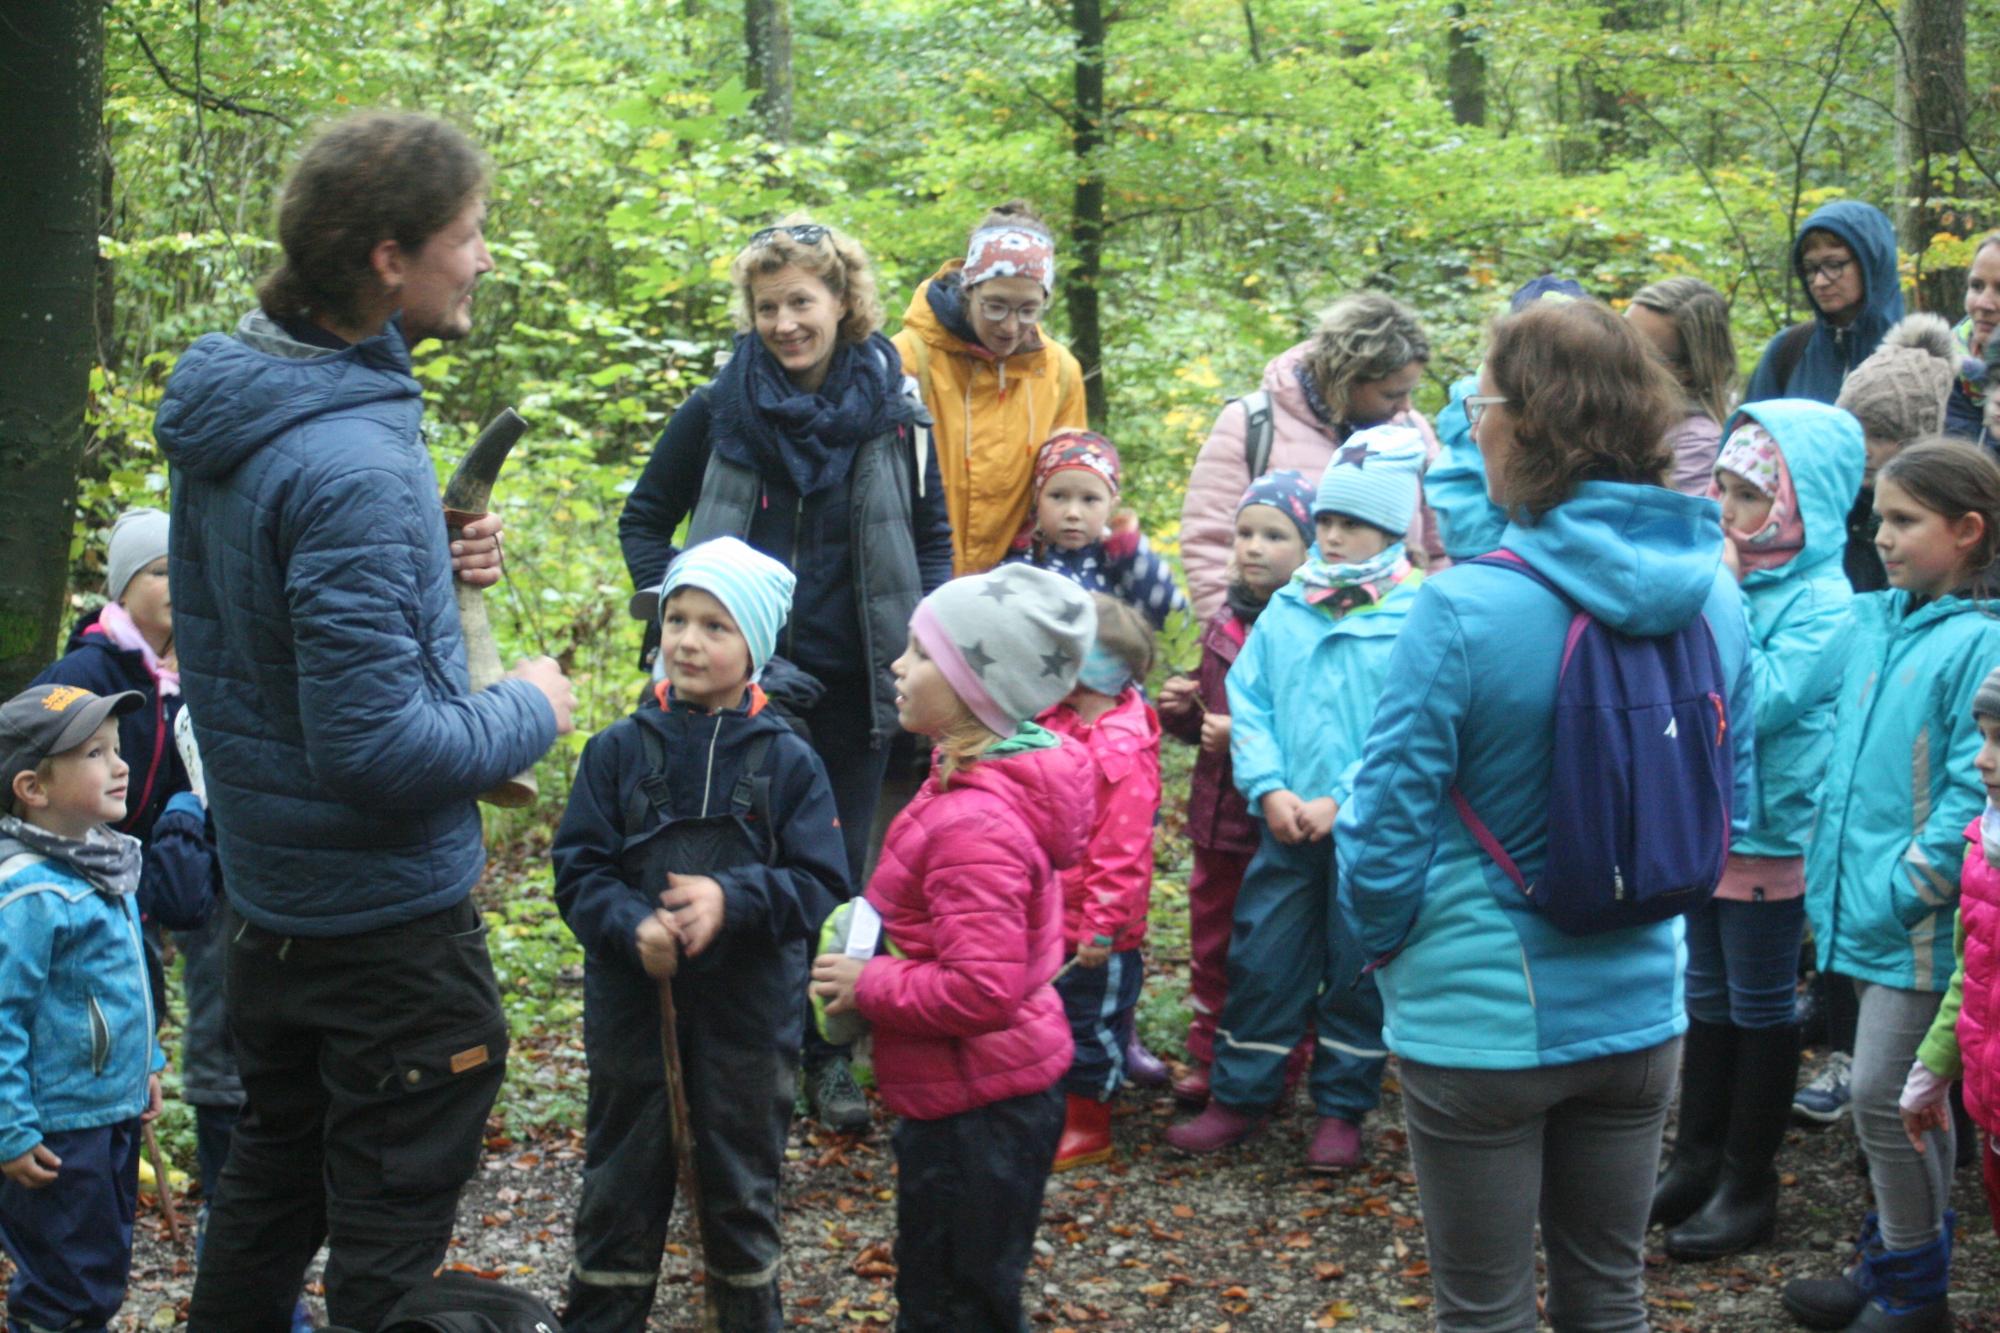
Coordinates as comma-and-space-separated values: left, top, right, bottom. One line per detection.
1313, 424, 1427, 535
653, 537, 796, 680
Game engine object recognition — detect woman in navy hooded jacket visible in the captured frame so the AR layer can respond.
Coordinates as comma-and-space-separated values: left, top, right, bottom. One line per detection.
618, 218, 953, 1130
1336, 300, 1757, 1331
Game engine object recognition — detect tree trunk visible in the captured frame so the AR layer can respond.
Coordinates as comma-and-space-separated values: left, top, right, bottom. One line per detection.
744, 0, 793, 142
1895, 0, 1967, 312
1445, 3, 1486, 128
1067, 0, 1107, 426
0, 0, 103, 695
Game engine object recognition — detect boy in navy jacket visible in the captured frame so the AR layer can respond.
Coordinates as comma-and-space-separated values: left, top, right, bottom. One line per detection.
553, 537, 848, 1331
0, 685, 165, 1332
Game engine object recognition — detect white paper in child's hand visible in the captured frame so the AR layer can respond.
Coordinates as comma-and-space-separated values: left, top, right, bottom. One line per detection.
844, 900, 883, 960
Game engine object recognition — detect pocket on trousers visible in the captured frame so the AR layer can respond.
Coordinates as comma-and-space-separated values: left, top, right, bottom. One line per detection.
380, 1017, 510, 1194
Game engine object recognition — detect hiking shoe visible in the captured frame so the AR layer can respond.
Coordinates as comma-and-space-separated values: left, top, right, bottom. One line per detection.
806, 1056, 870, 1134
1306, 1116, 1364, 1172
1164, 1102, 1266, 1155
1793, 1051, 1853, 1124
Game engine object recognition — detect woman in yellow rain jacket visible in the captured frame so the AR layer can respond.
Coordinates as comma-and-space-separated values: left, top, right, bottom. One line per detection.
894, 201, 1088, 574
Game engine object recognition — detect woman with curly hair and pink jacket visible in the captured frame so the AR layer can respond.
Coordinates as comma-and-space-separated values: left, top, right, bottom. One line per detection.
1179, 292, 1443, 620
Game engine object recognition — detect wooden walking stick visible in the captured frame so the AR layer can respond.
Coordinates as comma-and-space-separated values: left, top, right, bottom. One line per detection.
658, 973, 721, 1332
142, 1120, 183, 1245
442, 408, 537, 807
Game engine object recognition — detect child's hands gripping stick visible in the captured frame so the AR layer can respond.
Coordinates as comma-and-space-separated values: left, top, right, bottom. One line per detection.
1074, 940, 1112, 969
811, 954, 866, 1015
1199, 712, 1232, 756
663, 873, 726, 958
1295, 797, 1339, 843
1, 1143, 61, 1190
142, 1073, 163, 1124
635, 908, 683, 980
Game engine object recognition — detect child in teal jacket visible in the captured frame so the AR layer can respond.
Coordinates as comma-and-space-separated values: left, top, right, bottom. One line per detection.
1785, 439, 2000, 1331
1164, 426, 1426, 1172
1654, 399, 1864, 1262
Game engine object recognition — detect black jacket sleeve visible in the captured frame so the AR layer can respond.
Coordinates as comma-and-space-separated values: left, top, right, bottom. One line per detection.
618, 390, 715, 592
550, 726, 653, 970
711, 735, 851, 946
912, 432, 954, 595
139, 792, 221, 932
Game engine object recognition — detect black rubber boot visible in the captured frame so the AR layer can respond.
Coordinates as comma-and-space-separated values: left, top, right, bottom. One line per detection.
1782, 1214, 1877, 1330
713, 1276, 784, 1332
1651, 1018, 1736, 1228
1667, 1022, 1798, 1260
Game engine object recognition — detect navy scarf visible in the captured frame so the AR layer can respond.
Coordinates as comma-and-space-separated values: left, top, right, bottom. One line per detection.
709, 332, 910, 497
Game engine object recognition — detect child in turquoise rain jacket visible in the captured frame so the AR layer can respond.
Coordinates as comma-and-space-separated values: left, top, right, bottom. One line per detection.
1784, 439, 2000, 1333
1164, 426, 1427, 1173
1653, 399, 1864, 1263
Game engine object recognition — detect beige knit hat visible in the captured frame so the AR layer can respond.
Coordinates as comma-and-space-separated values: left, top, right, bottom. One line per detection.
1835, 313, 1960, 444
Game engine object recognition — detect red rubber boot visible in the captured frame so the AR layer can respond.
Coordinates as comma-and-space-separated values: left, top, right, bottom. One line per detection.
1054, 1093, 1114, 1172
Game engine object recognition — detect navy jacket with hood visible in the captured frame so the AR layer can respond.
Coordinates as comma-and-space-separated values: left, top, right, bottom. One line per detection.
1743, 200, 1904, 406
154, 313, 558, 937
33, 609, 187, 845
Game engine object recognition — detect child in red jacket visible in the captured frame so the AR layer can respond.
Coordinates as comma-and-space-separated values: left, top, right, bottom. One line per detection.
1039, 595, 1163, 1171
812, 564, 1097, 1333
1156, 470, 1315, 1106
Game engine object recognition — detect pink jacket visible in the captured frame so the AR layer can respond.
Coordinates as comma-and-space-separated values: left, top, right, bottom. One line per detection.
1958, 818, 2000, 1131
855, 736, 1094, 1120
1039, 688, 1162, 951
1179, 342, 1444, 621
1667, 412, 1724, 498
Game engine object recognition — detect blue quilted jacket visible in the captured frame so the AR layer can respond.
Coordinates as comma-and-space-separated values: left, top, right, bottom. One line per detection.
154, 313, 556, 936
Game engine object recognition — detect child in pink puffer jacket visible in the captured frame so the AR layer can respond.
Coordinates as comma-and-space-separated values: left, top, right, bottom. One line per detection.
812, 563, 1096, 1332
1903, 662, 2000, 1243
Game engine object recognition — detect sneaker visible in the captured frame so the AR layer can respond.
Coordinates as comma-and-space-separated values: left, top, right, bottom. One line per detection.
805, 1056, 870, 1134
1306, 1116, 1364, 1173
1164, 1102, 1266, 1155
1793, 1050, 1853, 1124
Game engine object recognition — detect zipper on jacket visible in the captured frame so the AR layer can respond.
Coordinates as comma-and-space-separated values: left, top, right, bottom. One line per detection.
962, 379, 974, 461
699, 714, 724, 817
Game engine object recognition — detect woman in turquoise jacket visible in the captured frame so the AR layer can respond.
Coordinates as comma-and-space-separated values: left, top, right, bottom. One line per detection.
1165, 428, 1428, 1172
1783, 441, 2000, 1332
1335, 301, 1757, 1331
1652, 399, 1864, 1263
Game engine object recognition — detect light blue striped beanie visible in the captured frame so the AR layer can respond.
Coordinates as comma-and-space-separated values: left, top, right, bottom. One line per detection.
1313, 424, 1427, 534
657, 537, 796, 680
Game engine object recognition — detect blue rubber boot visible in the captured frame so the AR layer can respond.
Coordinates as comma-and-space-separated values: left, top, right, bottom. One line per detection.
1843, 1213, 1953, 1332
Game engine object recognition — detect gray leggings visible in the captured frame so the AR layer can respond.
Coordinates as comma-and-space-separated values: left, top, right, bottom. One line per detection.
1850, 979, 1955, 1250
1398, 1040, 1679, 1333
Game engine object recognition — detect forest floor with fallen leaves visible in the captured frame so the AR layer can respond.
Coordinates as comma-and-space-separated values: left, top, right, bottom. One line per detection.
35, 742, 2000, 1330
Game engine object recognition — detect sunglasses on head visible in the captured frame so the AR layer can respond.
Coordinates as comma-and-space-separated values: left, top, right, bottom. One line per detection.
748, 223, 830, 248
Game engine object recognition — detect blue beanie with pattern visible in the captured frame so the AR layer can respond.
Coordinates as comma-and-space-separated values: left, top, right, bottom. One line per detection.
1313, 425, 1427, 535
653, 537, 796, 680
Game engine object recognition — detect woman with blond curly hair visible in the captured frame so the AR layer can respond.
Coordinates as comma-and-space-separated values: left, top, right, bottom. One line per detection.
1336, 299, 1758, 1330
620, 218, 953, 1131
1179, 291, 1444, 620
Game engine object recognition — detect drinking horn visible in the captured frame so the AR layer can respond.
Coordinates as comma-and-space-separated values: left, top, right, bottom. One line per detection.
442, 408, 536, 807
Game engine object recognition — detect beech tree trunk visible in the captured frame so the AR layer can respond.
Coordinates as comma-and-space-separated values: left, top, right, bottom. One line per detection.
0, 0, 103, 695
745, 0, 792, 141
1446, 3, 1486, 128
1895, 0, 1967, 312
1068, 0, 1107, 426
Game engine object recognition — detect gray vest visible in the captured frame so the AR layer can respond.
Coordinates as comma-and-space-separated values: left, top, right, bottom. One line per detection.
687, 420, 929, 747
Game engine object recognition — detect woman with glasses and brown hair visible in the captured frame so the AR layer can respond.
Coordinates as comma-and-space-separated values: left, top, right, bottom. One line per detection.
1179, 291, 1444, 621
619, 216, 953, 1133
1336, 299, 1757, 1331
892, 200, 1088, 576
1742, 200, 1903, 406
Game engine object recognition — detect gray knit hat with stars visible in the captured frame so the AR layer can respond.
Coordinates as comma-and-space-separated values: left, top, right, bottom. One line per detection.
909, 565, 1097, 735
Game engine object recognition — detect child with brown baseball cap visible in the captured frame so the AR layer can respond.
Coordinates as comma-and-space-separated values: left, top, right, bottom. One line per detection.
0, 683, 164, 1331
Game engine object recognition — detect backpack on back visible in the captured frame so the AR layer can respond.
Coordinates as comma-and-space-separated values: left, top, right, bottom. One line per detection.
1449, 550, 1733, 935
1234, 389, 1276, 479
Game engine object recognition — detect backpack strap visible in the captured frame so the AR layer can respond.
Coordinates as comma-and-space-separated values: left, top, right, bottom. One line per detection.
1448, 788, 1529, 894
623, 722, 675, 839
1773, 319, 1815, 394
1469, 552, 1594, 676
1235, 389, 1275, 478
727, 732, 780, 866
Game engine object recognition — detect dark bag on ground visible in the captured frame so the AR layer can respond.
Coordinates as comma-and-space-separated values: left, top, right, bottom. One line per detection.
324, 1271, 562, 1332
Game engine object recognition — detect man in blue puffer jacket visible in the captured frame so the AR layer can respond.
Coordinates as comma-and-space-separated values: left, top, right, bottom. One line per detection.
153, 112, 573, 1331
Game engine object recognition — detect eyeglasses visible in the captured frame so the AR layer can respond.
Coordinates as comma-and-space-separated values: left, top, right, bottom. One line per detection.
748, 223, 830, 248
976, 297, 1044, 326
1802, 256, 1855, 285
1463, 394, 1509, 430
